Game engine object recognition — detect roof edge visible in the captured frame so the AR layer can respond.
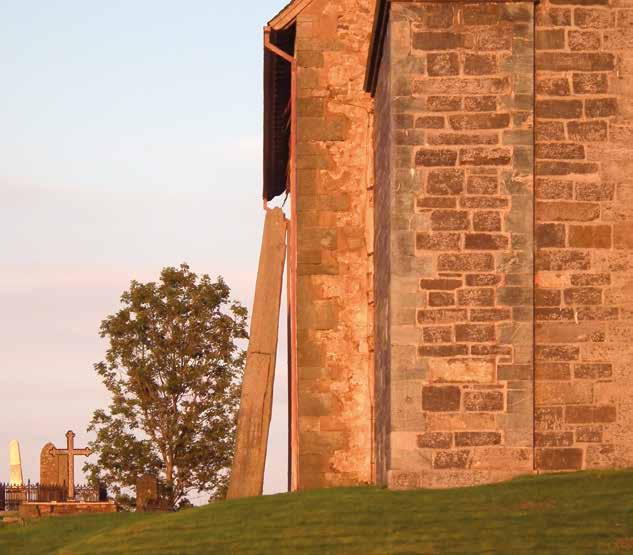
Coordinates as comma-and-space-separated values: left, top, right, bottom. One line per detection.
269, 0, 316, 30
364, 0, 389, 96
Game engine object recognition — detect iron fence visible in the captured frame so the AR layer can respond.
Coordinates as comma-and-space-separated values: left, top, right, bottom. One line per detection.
0, 482, 104, 512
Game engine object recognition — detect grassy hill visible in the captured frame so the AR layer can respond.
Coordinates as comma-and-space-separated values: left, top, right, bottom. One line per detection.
2, 470, 633, 554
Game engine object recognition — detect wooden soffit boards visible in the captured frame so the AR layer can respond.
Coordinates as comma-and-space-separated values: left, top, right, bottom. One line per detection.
269, 0, 317, 30
365, 0, 389, 95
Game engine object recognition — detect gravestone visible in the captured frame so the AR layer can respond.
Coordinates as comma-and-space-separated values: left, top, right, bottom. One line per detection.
9, 440, 23, 486
40, 442, 67, 486
136, 475, 159, 512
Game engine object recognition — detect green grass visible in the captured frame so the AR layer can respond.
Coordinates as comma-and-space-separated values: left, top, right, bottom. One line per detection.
3, 470, 633, 554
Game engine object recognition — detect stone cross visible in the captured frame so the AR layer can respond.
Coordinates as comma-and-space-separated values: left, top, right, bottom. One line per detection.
50, 431, 91, 499
8, 440, 23, 486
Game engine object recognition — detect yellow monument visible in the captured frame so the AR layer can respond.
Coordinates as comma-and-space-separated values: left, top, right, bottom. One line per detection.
9, 440, 23, 486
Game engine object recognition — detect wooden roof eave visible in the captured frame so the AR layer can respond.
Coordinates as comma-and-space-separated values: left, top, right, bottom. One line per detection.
268, 0, 317, 30
364, 0, 389, 96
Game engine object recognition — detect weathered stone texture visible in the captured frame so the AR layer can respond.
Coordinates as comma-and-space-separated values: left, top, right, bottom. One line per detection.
535, 0, 633, 472
375, 0, 535, 489
289, 0, 633, 490
40, 442, 68, 486
294, 0, 376, 490
19, 502, 117, 520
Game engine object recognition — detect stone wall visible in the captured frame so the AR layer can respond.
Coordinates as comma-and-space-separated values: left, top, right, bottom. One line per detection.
534, 0, 633, 472
290, 0, 633, 489
376, 1, 536, 489
19, 502, 117, 520
294, 0, 376, 489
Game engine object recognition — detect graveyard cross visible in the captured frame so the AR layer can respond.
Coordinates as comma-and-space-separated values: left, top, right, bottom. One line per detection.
50, 430, 91, 499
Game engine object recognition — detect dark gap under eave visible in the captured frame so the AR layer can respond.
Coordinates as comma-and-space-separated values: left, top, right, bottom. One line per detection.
263, 25, 296, 202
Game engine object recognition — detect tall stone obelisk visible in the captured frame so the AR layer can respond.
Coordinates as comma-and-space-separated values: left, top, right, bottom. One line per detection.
9, 440, 23, 486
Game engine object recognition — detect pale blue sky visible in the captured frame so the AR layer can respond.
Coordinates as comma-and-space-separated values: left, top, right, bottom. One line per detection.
0, 0, 290, 496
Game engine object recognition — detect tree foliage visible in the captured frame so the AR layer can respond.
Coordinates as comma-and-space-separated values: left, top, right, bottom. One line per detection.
84, 264, 247, 508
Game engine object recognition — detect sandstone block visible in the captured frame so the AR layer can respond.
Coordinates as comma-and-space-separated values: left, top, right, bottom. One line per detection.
428, 132, 499, 146
416, 149, 458, 167
536, 162, 598, 176
423, 326, 453, 343
416, 232, 462, 251
427, 96, 462, 111
425, 412, 496, 431
575, 182, 614, 201
567, 120, 608, 142
470, 447, 532, 471
536, 99, 583, 119
563, 287, 602, 305
470, 308, 512, 322
536, 29, 566, 50
461, 196, 509, 209
574, 363, 612, 379
535, 363, 571, 380
537, 121, 566, 142
464, 96, 497, 112
536, 179, 574, 200
428, 52, 460, 76
438, 253, 495, 271
464, 390, 504, 411
537, 8, 571, 27
415, 116, 446, 129
536, 201, 600, 222
427, 169, 465, 195
466, 274, 501, 286
419, 344, 469, 357
585, 98, 617, 118
449, 113, 511, 130
536, 382, 593, 406
498, 364, 533, 380
565, 405, 616, 423
428, 291, 456, 307
467, 175, 498, 195
465, 233, 508, 250
536, 143, 585, 160
422, 385, 461, 411
568, 225, 612, 248
417, 196, 457, 209
417, 432, 453, 449
536, 407, 564, 431
536, 52, 614, 71
460, 148, 513, 166
536, 250, 591, 271
536, 288, 562, 306
568, 31, 601, 51
413, 32, 467, 51
428, 358, 496, 383
464, 54, 498, 75
430, 210, 469, 230
537, 77, 571, 97
576, 427, 602, 443
420, 278, 463, 290
536, 345, 580, 361
457, 288, 495, 307
536, 448, 583, 470
455, 432, 502, 447
433, 450, 471, 469
418, 308, 469, 324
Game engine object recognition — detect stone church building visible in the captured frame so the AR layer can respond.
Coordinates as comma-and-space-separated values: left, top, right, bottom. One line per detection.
263, 0, 633, 490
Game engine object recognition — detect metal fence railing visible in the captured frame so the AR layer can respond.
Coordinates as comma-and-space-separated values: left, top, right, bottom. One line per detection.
0, 482, 105, 512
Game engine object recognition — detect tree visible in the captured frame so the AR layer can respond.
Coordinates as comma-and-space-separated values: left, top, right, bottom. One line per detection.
84, 264, 247, 508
